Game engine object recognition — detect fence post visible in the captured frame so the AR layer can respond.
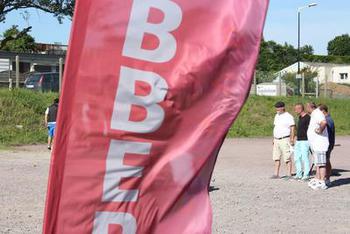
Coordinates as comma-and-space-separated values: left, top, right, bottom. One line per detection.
8, 59, 12, 90
324, 75, 328, 98
59, 57, 63, 94
301, 73, 305, 97
15, 55, 20, 88
278, 75, 282, 96
316, 78, 319, 98
252, 70, 257, 95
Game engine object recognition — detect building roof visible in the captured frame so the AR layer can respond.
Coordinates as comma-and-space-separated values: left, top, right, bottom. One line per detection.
0, 50, 65, 64
302, 62, 350, 67
277, 61, 350, 75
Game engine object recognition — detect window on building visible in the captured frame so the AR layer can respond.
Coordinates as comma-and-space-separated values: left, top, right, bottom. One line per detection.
340, 73, 348, 80
12, 62, 30, 73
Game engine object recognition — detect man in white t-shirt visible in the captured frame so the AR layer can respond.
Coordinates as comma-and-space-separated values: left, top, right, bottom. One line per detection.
306, 102, 329, 190
272, 101, 295, 179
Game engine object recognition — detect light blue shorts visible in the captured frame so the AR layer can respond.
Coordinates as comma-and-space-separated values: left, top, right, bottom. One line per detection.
47, 122, 56, 137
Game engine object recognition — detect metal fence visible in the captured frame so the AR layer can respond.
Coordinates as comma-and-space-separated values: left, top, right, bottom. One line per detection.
0, 51, 348, 99
250, 70, 288, 96
0, 51, 65, 92
249, 70, 343, 99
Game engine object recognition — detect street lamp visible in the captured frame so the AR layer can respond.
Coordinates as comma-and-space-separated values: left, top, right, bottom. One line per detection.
297, 3, 317, 95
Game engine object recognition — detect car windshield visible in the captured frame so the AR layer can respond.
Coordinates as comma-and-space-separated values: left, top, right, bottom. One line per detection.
27, 74, 42, 82
52, 73, 59, 79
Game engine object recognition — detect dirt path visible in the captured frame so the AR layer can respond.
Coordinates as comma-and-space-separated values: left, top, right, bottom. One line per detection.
1, 137, 349, 233
0, 146, 49, 234
211, 137, 350, 233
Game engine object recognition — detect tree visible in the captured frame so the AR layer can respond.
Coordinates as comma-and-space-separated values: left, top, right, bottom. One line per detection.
256, 39, 314, 72
0, 25, 36, 52
0, 0, 75, 23
0, 1, 75, 51
282, 68, 318, 94
327, 34, 350, 56
300, 45, 314, 55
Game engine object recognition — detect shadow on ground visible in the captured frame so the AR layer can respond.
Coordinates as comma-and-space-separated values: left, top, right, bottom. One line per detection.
309, 168, 349, 177
209, 186, 220, 192
331, 177, 350, 188
332, 168, 350, 177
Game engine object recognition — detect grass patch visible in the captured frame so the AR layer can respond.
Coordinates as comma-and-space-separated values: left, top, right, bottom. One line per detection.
0, 89, 349, 146
0, 144, 10, 150
0, 88, 58, 146
228, 95, 350, 137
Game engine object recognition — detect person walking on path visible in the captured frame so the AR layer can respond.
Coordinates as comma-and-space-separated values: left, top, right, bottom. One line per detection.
271, 101, 295, 180
306, 102, 329, 190
319, 104, 335, 186
45, 98, 59, 150
293, 103, 311, 181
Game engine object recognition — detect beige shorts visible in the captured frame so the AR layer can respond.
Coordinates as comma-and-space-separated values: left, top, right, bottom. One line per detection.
273, 138, 291, 162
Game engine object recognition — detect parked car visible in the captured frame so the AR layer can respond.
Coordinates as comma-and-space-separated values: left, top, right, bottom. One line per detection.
24, 72, 59, 92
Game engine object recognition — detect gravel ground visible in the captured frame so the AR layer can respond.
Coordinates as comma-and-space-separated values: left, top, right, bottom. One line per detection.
1, 137, 349, 234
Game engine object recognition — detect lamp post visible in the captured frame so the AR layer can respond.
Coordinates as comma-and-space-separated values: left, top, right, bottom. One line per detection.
297, 3, 317, 96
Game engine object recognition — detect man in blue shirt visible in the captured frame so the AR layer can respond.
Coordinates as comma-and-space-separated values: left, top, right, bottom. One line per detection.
319, 104, 335, 186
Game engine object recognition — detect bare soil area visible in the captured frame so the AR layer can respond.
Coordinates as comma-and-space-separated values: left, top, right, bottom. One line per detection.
1, 137, 349, 233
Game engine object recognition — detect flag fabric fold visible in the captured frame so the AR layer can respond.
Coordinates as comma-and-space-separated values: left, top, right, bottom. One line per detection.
43, 0, 269, 233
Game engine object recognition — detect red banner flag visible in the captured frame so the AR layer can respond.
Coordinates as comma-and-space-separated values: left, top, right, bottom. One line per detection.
43, 0, 268, 233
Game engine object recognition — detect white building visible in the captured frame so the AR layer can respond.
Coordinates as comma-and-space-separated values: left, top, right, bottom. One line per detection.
277, 62, 350, 84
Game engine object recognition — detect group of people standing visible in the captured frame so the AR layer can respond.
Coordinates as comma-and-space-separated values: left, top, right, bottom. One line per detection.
272, 101, 335, 190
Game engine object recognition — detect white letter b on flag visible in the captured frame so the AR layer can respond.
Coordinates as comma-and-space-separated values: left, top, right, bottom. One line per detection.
111, 66, 168, 133
123, 0, 182, 63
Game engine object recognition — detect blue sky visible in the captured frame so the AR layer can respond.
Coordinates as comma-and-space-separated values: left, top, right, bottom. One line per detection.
264, 0, 350, 55
0, 0, 349, 55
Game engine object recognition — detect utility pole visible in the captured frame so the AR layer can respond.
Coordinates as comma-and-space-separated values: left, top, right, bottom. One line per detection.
59, 58, 63, 94
8, 59, 12, 90
297, 10, 301, 96
15, 55, 20, 88
297, 3, 318, 96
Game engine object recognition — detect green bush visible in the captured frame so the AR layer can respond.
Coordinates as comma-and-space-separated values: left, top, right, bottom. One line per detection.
302, 54, 350, 64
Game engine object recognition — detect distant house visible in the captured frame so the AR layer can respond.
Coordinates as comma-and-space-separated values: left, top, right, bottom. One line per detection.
277, 62, 350, 84
0, 42, 67, 73
0, 51, 65, 73
35, 42, 67, 56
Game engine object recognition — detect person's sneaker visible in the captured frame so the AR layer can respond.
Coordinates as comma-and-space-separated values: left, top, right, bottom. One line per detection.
293, 175, 302, 181
308, 178, 316, 185
310, 180, 322, 190
47, 145, 51, 150
319, 182, 328, 190
301, 176, 310, 182
308, 178, 318, 187
282, 176, 291, 181
312, 181, 328, 190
